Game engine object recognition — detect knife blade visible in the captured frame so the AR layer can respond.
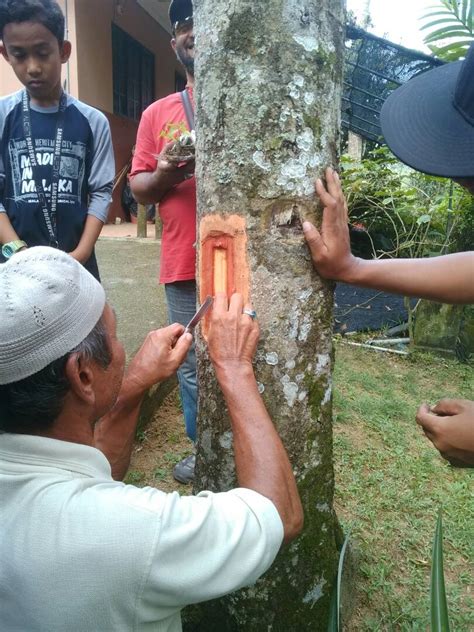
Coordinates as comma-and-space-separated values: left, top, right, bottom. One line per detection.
184, 296, 213, 334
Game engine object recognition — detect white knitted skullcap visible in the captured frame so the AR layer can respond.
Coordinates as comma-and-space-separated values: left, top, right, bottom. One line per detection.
0, 247, 106, 385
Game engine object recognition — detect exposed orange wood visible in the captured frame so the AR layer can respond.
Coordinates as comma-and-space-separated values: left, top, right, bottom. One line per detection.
214, 248, 228, 294
199, 215, 249, 337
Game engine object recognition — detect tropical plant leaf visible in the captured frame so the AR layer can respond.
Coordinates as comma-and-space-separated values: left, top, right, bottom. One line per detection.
421, 0, 474, 60
448, 0, 460, 18
327, 533, 351, 632
430, 39, 474, 57
417, 214, 432, 225
430, 511, 451, 632
420, 17, 464, 32
327, 585, 338, 632
428, 48, 462, 61
461, 0, 472, 23
420, 10, 465, 24
336, 535, 350, 630
424, 26, 471, 43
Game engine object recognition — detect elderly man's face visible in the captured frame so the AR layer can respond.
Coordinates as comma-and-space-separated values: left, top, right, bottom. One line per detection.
171, 19, 194, 76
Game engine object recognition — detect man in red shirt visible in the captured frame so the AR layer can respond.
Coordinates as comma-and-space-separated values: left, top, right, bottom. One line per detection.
130, 0, 197, 483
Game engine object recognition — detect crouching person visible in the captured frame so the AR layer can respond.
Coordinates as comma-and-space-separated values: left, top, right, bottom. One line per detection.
0, 247, 303, 631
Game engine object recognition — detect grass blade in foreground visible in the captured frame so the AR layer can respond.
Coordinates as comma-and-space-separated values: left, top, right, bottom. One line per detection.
327, 583, 338, 632
431, 511, 451, 631
327, 533, 351, 631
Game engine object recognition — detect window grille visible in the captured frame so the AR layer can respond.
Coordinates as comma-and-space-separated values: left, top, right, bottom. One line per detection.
112, 24, 155, 120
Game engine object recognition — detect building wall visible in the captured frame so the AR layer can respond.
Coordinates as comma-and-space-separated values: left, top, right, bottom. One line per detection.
105, 112, 140, 222
73, 0, 181, 221
0, 0, 178, 106
64, 0, 79, 97
73, 0, 179, 112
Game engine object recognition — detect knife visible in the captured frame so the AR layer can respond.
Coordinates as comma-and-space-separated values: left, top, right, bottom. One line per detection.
184, 296, 214, 334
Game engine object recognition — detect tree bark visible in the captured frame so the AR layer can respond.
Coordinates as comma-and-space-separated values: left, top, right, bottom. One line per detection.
191, 1, 345, 629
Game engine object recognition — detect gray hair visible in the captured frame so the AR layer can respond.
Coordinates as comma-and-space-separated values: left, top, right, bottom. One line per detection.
0, 317, 112, 434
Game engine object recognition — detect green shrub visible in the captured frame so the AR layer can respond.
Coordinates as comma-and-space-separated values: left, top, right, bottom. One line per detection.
340, 147, 470, 258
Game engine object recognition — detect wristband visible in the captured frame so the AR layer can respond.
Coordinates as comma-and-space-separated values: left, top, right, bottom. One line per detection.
2, 240, 27, 259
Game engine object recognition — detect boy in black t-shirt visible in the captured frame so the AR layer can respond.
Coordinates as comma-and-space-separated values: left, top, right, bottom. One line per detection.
0, 0, 114, 279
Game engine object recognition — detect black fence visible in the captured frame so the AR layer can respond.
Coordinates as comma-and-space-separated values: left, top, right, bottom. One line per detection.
343, 25, 444, 142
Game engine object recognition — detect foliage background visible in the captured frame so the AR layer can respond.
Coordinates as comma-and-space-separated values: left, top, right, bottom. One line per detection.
340, 147, 473, 260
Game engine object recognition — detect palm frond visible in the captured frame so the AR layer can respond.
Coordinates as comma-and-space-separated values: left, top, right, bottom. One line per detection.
421, 17, 465, 32
429, 39, 474, 58
420, 0, 474, 60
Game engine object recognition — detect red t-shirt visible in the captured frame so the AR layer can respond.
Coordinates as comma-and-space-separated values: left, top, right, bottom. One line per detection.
130, 89, 196, 284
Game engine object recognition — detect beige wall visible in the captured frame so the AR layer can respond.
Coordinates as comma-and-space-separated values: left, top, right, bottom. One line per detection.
74, 0, 180, 113
71, 0, 182, 222
1, 0, 179, 110
64, 0, 79, 96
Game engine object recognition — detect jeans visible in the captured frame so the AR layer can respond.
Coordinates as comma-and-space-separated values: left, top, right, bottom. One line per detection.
165, 280, 197, 442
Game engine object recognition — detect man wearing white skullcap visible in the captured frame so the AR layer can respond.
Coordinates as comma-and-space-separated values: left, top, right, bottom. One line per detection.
0, 247, 302, 631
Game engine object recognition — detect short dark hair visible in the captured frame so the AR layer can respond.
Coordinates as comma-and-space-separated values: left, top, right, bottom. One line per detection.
0, 0, 65, 44
0, 317, 111, 434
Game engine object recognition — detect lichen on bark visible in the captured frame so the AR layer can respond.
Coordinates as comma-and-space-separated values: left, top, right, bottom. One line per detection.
190, 1, 345, 629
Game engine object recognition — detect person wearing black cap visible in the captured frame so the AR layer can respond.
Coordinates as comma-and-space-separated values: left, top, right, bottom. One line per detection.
129, 0, 198, 484
169, 0, 193, 48
380, 41, 474, 187
303, 44, 474, 467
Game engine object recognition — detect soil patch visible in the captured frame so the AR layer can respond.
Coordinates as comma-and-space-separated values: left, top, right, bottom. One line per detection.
126, 389, 193, 494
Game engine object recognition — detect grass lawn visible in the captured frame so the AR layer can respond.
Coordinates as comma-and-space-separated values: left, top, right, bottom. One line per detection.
124, 340, 473, 630
333, 342, 473, 631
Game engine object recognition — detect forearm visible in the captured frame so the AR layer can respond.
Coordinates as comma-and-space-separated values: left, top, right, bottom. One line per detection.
305, 170, 474, 305
0, 213, 20, 244
94, 325, 191, 480
70, 215, 104, 263
345, 252, 474, 304
130, 170, 181, 205
93, 373, 146, 480
217, 365, 303, 543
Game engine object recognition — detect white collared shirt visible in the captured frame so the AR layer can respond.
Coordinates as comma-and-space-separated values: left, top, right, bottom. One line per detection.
0, 434, 283, 631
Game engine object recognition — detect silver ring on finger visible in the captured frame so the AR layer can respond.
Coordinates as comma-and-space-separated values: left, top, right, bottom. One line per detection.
243, 309, 257, 320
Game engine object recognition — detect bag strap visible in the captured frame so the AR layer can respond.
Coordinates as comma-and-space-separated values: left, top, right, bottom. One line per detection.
180, 89, 195, 131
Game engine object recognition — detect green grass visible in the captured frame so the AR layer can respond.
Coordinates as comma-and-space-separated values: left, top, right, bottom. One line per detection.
123, 470, 145, 485
333, 343, 473, 631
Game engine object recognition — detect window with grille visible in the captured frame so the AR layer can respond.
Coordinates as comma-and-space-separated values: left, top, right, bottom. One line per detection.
112, 24, 155, 120
343, 25, 443, 142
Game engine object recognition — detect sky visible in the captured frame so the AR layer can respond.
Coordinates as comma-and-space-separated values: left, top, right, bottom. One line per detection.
346, 0, 434, 53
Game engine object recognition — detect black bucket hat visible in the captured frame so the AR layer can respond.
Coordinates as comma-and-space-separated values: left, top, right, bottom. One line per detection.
380, 42, 474, 178
169, 0, 193, 30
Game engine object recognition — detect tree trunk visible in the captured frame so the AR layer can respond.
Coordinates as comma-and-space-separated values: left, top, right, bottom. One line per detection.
191, 1, 345, 629
136, 203, 147, 238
